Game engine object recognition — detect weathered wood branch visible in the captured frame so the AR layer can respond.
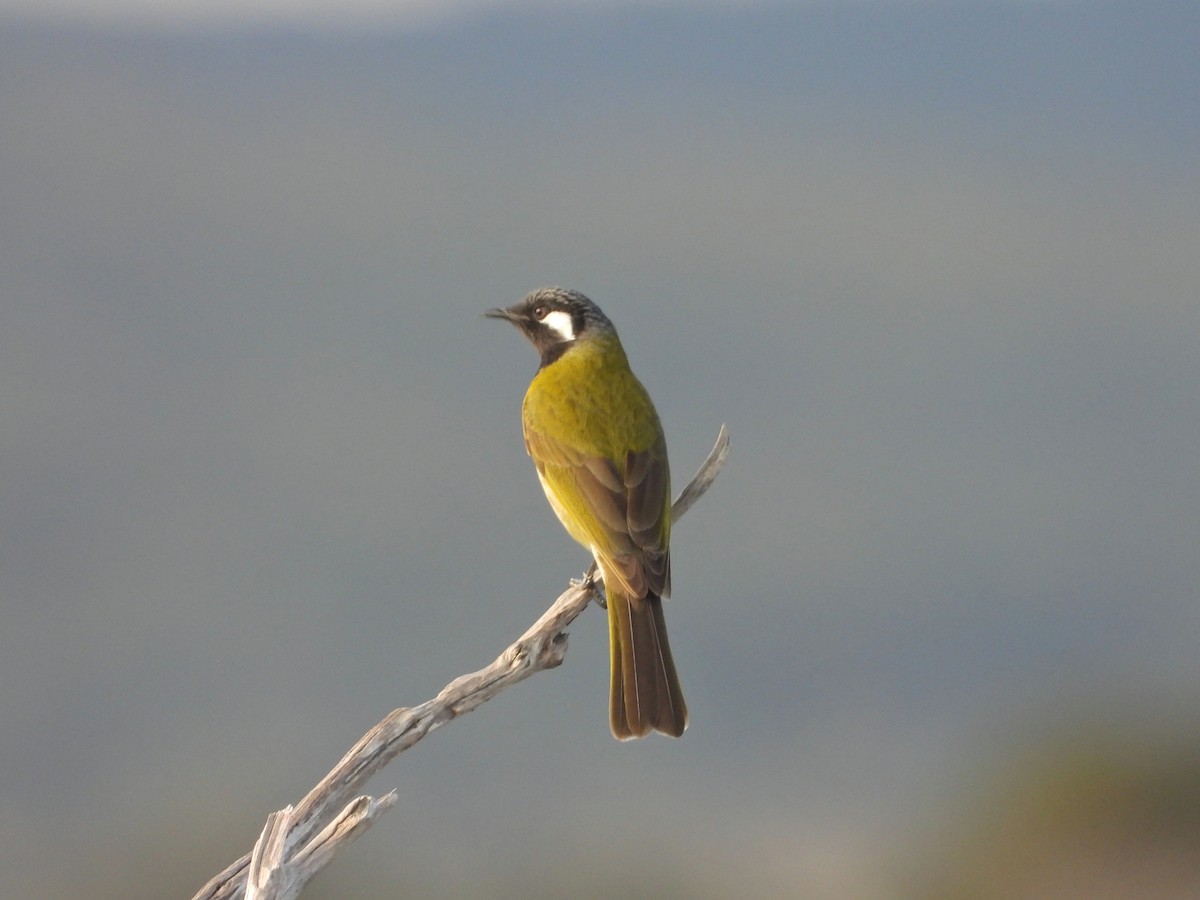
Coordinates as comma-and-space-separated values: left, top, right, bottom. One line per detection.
193, 425, 730, 900
242, 794, 397, 900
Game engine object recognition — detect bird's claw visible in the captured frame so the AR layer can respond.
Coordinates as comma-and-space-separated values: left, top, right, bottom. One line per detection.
574, 561, 605, 608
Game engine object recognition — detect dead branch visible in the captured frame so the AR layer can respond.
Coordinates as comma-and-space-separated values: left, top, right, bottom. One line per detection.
193, 425, 730, 900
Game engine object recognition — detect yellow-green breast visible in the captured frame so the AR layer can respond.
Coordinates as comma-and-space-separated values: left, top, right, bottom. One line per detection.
521, 332, 664, 460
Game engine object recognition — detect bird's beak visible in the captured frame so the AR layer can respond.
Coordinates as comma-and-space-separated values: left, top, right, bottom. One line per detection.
484, 306, 521, 323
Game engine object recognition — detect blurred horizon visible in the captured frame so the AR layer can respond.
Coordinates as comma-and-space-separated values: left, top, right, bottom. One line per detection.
2, 2, 1198, 897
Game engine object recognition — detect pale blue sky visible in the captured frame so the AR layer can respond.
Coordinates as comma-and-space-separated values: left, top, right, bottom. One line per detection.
7, 0, 785, 28
2, 3, 1198, 897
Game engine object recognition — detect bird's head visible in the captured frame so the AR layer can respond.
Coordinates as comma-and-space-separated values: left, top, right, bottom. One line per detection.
486, 287, 616, 367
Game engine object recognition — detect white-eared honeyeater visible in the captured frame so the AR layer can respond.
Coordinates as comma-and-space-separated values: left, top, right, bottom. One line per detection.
487, 287, 687, 739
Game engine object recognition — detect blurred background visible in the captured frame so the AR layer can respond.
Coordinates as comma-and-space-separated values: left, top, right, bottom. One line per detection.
2, 1, 1198, 897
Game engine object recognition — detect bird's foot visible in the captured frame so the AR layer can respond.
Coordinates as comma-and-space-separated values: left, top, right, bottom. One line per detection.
574, 561, 605, 608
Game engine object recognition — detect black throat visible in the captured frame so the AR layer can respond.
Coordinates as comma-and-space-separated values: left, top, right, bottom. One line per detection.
538, 340, 570, 369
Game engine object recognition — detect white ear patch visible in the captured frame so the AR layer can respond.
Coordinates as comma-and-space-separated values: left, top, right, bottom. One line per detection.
541, 309, 576, 342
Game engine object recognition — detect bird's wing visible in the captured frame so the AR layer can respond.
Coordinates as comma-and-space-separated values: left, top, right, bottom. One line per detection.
524, 427, 671, 600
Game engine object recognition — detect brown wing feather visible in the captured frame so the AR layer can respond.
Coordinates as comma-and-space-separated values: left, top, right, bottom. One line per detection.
523, 429, 669, 601
623, 447, 671, 598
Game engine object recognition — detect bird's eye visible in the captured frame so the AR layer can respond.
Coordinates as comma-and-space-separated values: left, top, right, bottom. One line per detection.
532, 304, 549, 320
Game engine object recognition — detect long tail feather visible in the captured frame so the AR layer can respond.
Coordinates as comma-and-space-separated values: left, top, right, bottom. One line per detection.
608, 591, 687, 739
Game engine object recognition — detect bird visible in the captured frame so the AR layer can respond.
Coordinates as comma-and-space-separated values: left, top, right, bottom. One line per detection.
486, 287, 687, 739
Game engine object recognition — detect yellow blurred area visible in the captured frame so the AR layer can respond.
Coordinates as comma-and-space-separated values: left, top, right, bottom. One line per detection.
906, 715, 1200, 900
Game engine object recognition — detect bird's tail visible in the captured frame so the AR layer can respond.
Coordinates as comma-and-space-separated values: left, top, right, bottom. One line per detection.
607, 591, 687, 739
